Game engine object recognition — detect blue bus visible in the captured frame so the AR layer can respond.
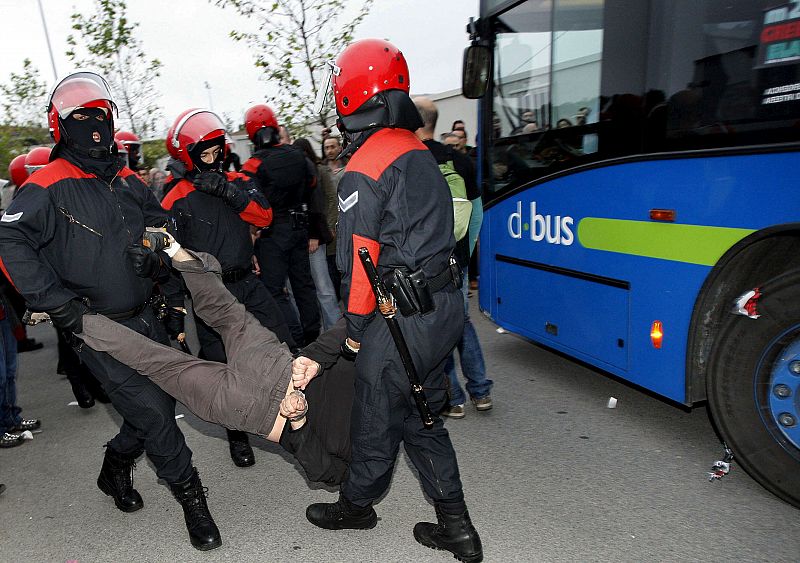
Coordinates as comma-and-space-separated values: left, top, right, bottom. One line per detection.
462, 0, 800, 507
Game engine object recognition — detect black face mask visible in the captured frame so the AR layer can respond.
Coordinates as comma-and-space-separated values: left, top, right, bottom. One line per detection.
61, 108, 114, 158
188, 138, 225, 172
128, 146, 141, 168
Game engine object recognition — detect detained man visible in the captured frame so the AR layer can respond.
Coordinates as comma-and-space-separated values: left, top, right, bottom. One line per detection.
62, 231, 355, 487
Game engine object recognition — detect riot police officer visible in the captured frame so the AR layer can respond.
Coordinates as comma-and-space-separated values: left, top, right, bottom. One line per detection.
242, 105, 321, 346
0, 72, 221, 551
114, 130, 142, 169
301, 40, 483, 563
161, 108, 295, 467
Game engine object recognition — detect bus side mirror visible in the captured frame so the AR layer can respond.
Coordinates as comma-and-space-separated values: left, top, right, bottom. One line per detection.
462, 44, 491, 99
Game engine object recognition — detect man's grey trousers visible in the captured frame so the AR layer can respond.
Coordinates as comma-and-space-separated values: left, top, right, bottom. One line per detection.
78, 252, 294, 436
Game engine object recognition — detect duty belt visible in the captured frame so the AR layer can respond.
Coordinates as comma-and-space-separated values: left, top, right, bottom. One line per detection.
103, 302, 147, 321
427, 265, 458, 293
221, 268, 251, 283
382, 256, 463, 317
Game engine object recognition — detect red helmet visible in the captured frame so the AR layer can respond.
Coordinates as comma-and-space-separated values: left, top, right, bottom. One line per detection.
47, 72, 117, 144
115, 138, 129, 167
332, 38, 410, 117
244, 104, 278, 141
166, 109, 226, 171
8, 154, 28, 186
24, 146, 52, 175
114, 130, 140, 149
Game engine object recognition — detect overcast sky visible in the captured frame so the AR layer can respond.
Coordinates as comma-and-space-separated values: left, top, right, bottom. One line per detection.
0, 0, 479, 135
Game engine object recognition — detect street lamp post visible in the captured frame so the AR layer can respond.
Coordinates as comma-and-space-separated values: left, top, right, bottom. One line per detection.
37, 0, 59, 82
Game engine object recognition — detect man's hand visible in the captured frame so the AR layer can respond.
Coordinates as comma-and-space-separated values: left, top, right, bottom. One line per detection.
126, 244, 161, 279
308, 238, 320, 253
279, 390, 308, 429
291, 356, 321, 390
251, 255, 261, 276
164, 307, 186, 339
48, 299, 89, 335
193, 171, 228, 197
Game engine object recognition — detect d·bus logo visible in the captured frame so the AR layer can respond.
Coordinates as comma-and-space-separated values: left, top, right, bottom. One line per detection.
507, 201, 575, 245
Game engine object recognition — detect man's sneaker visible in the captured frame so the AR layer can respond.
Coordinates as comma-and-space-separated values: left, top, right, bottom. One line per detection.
471, 395, 493, 411
0, 432, 25, 448
441, 404, 466, 419
12, 419, 40, 432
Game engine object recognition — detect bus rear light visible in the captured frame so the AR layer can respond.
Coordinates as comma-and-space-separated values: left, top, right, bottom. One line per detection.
650, 321, 663, 349
650, 209, 676, 222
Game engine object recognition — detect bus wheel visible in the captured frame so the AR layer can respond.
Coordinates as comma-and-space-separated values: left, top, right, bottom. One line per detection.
708, 269, 800, 508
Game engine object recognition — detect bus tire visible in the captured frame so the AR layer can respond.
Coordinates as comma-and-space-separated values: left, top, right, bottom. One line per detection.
708, 267, 800, 508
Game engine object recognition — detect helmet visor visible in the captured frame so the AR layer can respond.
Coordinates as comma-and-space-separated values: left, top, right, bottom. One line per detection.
49, 72, 117, 119
172, 110, 226, 150
313, 61, 340, 116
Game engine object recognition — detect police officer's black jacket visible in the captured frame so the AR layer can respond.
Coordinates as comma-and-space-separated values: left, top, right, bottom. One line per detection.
0, 157, 168, 314
161, 172, 272, 272
336, 127, 456, 342
242, 144, 316, 216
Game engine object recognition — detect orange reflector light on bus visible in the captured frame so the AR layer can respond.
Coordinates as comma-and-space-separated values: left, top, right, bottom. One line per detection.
651, 320, 663, 349
650, 209, 676, 222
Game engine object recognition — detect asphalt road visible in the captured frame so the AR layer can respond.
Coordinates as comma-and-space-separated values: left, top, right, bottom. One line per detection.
1, 297, 799, 562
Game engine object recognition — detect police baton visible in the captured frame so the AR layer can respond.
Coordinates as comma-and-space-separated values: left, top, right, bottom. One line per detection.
357, 247, 435, 429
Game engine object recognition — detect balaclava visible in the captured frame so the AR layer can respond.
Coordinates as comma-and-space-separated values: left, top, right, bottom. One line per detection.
59, 107, 119, 181
188, 137, 225, 173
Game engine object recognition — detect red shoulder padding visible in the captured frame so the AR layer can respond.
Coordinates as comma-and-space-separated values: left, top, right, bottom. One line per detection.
345, 128, 428, 181
160, 179, 195, 210
241, 158, 261, 175
348, 234, 380, 315
240, 200, 272, 228
119, 167, 139, 179
22, 158, 94, 189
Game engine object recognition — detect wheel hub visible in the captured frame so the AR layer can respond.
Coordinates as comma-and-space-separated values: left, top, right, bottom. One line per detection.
766, 338, 800, 449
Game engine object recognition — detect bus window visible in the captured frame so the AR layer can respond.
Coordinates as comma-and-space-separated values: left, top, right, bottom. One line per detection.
492, 1, 552, 139
551, 0, 603, 139
488, 0, 606, 201
645, 0, 800, 151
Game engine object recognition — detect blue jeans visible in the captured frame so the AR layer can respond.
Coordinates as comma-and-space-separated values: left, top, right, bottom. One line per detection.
444, 274, 493, 406
0, 316, 22, 434
309, 243, 342, 330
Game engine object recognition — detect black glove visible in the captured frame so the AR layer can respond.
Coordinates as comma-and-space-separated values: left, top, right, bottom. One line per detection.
193, 172, 248, 212
126, 244, 161, 279
193, 171, 228, 197
163, 307, 186, 339
48, 299, 90, 335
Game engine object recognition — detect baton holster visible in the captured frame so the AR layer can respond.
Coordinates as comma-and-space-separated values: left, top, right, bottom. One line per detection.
382, 269, 435, 317
381, 255, 463, 317
289, 204, 309, 230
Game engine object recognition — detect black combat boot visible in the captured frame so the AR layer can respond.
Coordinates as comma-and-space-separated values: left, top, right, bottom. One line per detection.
96, 446, 143, 512
226, 429, 255, 467
413, 503, 483, 563
306, 494, 378, 530
169, 468, 222, 551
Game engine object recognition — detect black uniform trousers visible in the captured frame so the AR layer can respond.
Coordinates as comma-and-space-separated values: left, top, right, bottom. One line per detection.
255, 218, 321, 345
57, 328, 104, 398
194, 271, 296, 360
76, 306, 193, 484
342, 287, 466, 507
